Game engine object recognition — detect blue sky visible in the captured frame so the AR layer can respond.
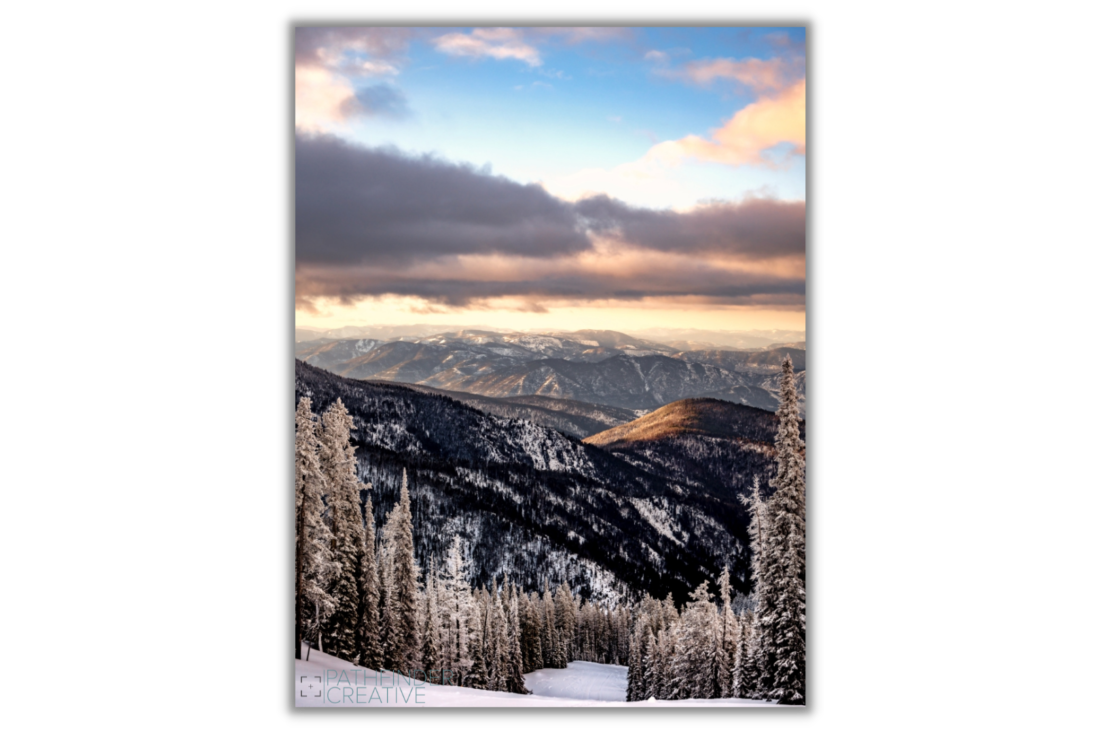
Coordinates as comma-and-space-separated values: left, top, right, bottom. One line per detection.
295, 26, 806, 332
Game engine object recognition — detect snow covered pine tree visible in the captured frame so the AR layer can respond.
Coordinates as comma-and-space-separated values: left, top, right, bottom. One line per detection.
357, 494, 383, 670
294, 397, 335, 660
763, 354, 807, 704
318, 398, 367, 661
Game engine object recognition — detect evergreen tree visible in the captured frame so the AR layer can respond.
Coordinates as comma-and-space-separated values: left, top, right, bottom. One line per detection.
504, 578, 531, 693
670, 582, 718, 700
420, 560, 441, 680
740, 474, 776, 695
318, 399, 366, 661
356, 495, 384, 670
733, 611, 755, 699
390, 469, 420, 674
643, 630, 661, 700
378, 511, 396, 669
295, 397, 335, 660
656, 627, 675, 699
484, 581, 501, 690
522, 591, 544, 672
541, 581, 564, 668
439, 535, 472, 681
554, 582, 577, 661
467, 591, 488, 689
764, 354, 807, 704
717, 566, 738, 697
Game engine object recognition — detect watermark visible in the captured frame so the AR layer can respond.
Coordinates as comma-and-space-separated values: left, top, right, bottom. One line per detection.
297, 668, 458, 706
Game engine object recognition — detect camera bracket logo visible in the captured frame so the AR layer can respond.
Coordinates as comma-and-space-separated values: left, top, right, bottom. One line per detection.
300, 675, 322, 698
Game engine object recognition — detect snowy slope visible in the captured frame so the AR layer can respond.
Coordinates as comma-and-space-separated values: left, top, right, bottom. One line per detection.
525, 661, 628, 702
295, 645, 774, 707
296, 360, 753, 604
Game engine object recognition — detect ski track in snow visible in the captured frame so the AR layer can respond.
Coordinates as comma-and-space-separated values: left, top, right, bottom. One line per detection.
295, 646, 774, 707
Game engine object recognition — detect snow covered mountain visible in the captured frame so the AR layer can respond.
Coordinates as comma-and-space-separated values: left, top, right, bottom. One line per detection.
586, 398, 805, 505
397, 386, 638, 440
295, 361, 762, 606
295, 332, 805, 415
671, 346, 806, 372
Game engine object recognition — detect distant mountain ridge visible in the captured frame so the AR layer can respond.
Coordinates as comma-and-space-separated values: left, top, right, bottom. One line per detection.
295, 330, 806, 415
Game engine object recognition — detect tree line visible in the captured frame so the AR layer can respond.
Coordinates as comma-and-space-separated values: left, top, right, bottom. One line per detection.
626, 355, 806, 704
295, 396, 630, 693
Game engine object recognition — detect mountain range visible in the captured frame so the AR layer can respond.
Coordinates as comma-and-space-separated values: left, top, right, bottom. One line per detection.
295, 329, 805, 417
295, 360, 799, 605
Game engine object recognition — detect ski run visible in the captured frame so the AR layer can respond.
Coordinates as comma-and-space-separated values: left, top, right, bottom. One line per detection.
295, 645, 774, 707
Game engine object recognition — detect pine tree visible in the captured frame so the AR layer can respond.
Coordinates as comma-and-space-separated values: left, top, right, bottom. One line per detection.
643, 630, 661, 699
390, 469, 420, 674
356, 495, 384, 670
523, 591, 544, 672
656, 627, 675, 699
541, 581, 564, 668
485, 580, 502, 690
717, 566, 738, 697
764, 354, 807, 704
467, 591, 488, 689
554, 582, 577, 662
439, 535, 472, 681
420, 560, 441, 681
733, 611, 755, 699
504, 579, 531, 693
740, 474, 776, 695
670, 582, 718, 700
318, 399, 366, 661
378, 511, 396, 669
295, 397, 335, 660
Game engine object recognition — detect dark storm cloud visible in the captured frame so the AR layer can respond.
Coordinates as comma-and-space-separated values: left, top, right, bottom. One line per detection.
294, 133, 805, 308
297, 134, 806, 266
296, 262, 805, 309
296, 134, 591, 265
575, 194, 805, 259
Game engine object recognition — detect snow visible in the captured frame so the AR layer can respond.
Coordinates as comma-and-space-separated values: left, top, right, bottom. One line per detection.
629, 497, 683, 546
525, 661, 627, 701
295, 645, 774, 707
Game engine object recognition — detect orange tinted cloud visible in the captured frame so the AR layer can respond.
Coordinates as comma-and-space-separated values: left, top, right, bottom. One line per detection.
646, 80, 806, 167
295, 66, 357, 132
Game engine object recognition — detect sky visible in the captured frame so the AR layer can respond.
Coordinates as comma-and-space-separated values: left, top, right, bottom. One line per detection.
294, 26, 806, 334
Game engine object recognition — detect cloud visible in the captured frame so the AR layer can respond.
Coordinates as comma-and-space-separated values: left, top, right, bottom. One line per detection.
296, 134, 589, 266
575, 195, 805, 259
295, 134, 804, 311
295, 66, 357, 132
347, 84, 410, 119
296, 260, 805, 310
295, 27, 413, 131
659, 57, 796, 93
764, 31, 806, 55
431, 28, 542, 66
355, 60, 399, 77
295, 27, 411, 68
644, 80, 806, 167
532, 27, 633, 44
